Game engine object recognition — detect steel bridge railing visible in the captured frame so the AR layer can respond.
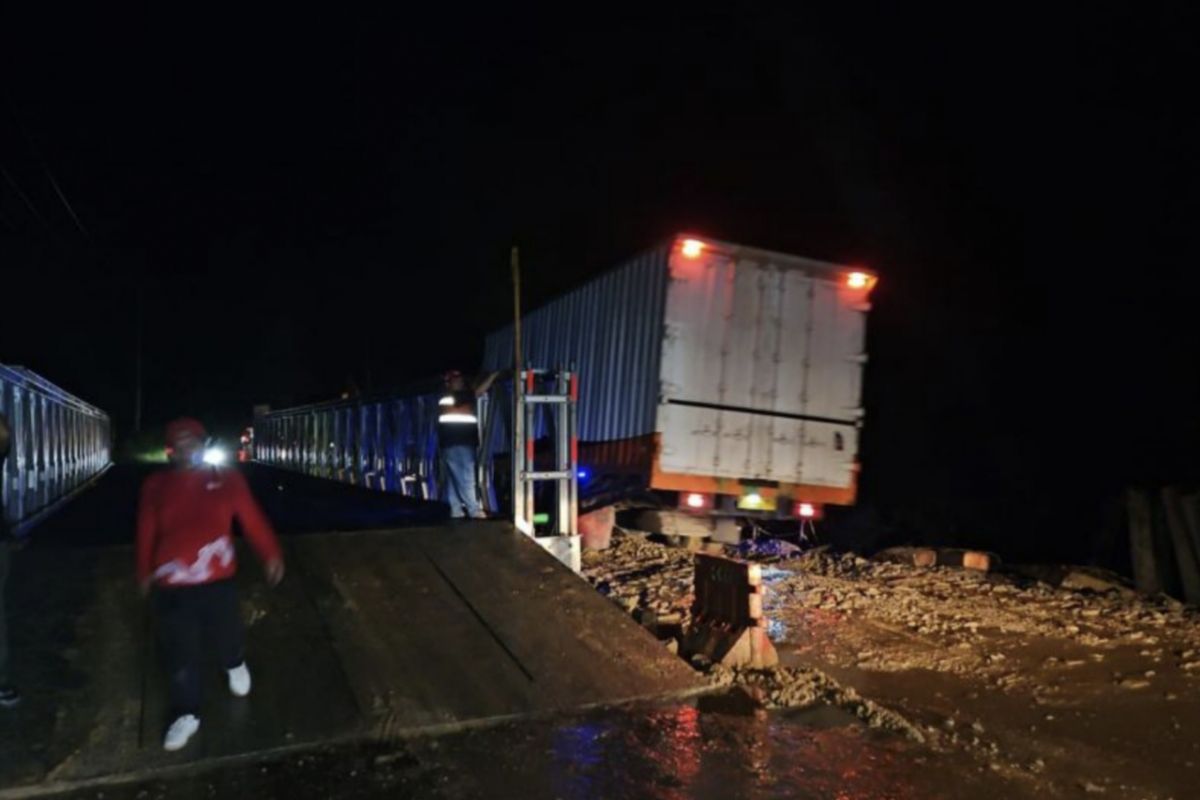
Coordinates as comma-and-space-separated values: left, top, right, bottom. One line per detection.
1, 365, 112, 536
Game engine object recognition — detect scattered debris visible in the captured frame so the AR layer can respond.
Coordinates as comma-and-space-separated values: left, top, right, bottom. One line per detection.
733, 537, 806, 562
873, 546, 994, 572
706, 664, 926, 743
763, 548, 1200, 682
583, 529, 1200, 796
584, 532, 1200, 687
582, 533, 695, 631
873, 546, 938, 568
1059, 568, 1135, 595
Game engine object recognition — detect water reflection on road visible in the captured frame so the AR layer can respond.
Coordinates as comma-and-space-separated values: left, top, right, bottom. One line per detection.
48, 692, 1026, 799
533, 693, 974, 800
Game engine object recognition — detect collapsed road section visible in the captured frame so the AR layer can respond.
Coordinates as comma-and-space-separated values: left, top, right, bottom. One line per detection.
583, 531, 1200, 799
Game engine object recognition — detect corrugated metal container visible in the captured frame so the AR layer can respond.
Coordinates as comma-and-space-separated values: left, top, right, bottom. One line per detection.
483, 235, 874, 504
483, 245, 671, 442
1, 364, 112, 534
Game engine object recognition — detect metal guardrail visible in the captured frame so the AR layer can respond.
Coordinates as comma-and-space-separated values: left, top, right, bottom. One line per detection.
254, 390, 457, 503
1, 365, 112, 536
253, 380, 524, 513
253, 373, 583, 522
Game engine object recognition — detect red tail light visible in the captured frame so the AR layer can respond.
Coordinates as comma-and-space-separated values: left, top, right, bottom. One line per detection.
796, 502, 822, 519
680, 492, 712, 511
846, 271, 877, 291
681, 239, 705, 259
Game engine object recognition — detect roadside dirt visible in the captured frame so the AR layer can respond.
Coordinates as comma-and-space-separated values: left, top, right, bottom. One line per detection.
582, 533, 1200, 799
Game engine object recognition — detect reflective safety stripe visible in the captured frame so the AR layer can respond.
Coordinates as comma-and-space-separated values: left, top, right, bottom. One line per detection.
439, 389, 477, 425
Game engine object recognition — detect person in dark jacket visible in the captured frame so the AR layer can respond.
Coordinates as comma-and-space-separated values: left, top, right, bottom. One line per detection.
137, 417, 284, 750
0, 412, 19, 708
437, 370, 499, 519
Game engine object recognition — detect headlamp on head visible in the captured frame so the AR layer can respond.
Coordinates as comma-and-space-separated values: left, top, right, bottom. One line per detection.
202, 442, 228, 466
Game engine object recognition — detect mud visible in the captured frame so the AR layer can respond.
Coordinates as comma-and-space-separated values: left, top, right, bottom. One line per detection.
706, 665, 928, 743
582, 532, 1200, 799
584, 531, 695, 627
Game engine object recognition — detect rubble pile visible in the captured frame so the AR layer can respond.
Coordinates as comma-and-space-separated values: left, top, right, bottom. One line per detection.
581, 532, 695, 627
772, 549, 1200, 674
581, 530, 1200, 795
583, 532, 1200, 689
706, 664, 927, 743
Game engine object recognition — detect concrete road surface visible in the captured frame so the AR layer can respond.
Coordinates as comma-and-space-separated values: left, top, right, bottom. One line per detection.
0, 466, 700, 795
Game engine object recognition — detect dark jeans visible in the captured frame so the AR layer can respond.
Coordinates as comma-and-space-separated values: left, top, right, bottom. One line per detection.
0, 542, 9, 686
441, 444, 482, 518
154, 579, 245, 719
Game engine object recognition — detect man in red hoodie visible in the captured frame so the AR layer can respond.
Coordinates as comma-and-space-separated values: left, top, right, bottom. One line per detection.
137, 417, 284, 751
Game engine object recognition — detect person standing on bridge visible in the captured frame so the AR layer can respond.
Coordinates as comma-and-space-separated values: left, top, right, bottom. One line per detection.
136, 417, 284, 751
0, 413, 20, 709
438, 369, 499, 519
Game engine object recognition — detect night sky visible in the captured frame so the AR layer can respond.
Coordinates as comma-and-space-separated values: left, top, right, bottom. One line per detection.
2, 6, 1197, 558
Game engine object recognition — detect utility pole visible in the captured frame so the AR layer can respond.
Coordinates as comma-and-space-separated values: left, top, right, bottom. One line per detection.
134, 285, 143, 433
511, 245, 524, 530
364, 336, 374, 396
511, 246, 522, 382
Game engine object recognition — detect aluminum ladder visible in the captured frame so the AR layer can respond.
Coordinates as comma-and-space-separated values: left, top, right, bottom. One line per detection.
512, 367, 580, 571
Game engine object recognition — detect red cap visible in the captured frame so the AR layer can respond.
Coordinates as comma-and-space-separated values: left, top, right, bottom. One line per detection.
165, 417, 206, 446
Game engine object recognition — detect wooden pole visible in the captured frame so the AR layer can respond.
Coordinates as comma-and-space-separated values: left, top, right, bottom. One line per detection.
1183, 493, 1200, 562
511, 246, 522, 381
511, 246, 525, 531
133, 284, 143, 433
1162, 487, 1200, 603
1126, 488, 1161, 595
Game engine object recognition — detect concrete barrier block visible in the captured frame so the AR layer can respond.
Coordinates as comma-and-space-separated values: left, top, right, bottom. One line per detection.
579, 505, 615, 551
682, 553, 778, 669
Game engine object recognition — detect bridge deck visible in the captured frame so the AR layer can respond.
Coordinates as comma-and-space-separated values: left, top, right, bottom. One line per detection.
0, 470, 701, 791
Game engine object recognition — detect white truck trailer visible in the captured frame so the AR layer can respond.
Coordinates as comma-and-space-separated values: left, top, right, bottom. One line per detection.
482, 234, 875, 526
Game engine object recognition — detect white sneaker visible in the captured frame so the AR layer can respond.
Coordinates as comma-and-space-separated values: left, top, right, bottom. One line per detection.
163, 714, 200, 751
227, 662, 252, 697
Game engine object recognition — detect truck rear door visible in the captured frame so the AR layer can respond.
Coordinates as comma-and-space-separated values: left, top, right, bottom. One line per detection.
655, 244, 868, 494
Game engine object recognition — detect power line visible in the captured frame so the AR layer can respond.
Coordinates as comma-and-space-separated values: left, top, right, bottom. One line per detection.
0, 162, 54, 234
43, 164, 93, 245
3, 92, 94, 245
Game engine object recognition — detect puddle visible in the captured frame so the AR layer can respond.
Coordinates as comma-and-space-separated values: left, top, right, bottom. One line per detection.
45, 696, 1033, 800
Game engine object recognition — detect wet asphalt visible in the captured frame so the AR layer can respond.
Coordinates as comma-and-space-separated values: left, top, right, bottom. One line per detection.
3, 465, 1036, 799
